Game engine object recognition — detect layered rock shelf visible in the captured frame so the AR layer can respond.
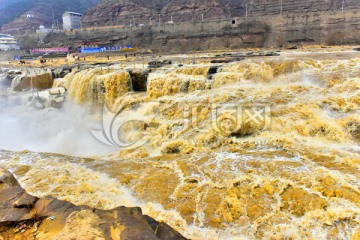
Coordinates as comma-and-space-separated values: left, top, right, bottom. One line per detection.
0, 169, 186, 240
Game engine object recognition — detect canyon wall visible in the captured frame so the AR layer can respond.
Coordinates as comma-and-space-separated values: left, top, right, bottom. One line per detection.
82, 0, 360, 26
3, 0, 359, 50
41, 9, 360, 51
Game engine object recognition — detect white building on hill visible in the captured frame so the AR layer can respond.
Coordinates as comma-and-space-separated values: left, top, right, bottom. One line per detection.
62, 11, 82, 30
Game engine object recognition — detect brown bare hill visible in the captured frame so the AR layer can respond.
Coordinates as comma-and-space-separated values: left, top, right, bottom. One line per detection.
82, 0, 360, 27
0, 0, 100, 35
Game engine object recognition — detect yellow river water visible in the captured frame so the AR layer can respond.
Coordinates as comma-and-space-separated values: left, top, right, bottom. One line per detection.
0, 49, 359, 239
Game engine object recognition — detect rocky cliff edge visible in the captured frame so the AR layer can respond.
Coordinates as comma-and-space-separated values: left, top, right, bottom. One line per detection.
0, 169, 187, 240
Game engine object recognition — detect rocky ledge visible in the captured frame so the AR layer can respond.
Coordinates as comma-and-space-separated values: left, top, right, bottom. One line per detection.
0, 169, 187, 240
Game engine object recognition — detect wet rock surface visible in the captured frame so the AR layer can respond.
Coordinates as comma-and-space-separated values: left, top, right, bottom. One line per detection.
148, 60, 173, 69
11, 70, 54, 92
0, 169, 187, 240
52, 67, 72, 79
128, 68, 150, 91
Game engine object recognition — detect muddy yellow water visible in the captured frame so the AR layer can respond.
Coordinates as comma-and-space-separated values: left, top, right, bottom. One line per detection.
1, 50, 360, 239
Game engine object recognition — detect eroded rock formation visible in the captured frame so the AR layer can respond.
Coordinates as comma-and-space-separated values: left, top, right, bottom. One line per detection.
82, 0, 360, 26
0, 169, 186, 240
11, 69, 54, 92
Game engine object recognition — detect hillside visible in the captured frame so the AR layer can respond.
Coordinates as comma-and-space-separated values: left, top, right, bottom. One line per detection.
82, 0, 227, 27
161, 0, 229, 22
82, 0, 172, 27
82, 0, 153, 27
82, 0, 360, 27
4, 0, 359, 32
0, 0, 31, 28
0, 0, 99, 35
0, 0, 22, 9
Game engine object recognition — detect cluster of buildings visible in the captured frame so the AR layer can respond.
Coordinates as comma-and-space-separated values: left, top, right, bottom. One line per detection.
36, 11, 83, 32
0, 11, 83, 51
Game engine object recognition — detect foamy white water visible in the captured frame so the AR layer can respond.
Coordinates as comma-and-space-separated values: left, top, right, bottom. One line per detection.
0, 51, 359, 239
0, 79, 115, 157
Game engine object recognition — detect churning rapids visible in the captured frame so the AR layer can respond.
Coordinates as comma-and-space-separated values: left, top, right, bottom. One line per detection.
0, 49, 359, 239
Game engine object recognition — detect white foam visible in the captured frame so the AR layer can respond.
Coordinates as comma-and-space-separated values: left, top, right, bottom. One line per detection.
0, 94, 115, 157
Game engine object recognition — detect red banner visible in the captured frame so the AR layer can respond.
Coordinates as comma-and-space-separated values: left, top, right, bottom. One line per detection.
31, 48, 69, 54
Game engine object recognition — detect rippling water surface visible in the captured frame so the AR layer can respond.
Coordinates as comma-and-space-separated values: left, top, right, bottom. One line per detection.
0, 50, 359, 239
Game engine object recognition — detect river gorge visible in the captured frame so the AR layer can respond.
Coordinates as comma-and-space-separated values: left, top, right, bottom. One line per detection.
0, 47, 359, 239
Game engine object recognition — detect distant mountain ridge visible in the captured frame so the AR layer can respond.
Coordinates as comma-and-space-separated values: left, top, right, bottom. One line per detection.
0, 0, 99, 34
0, 0, 23, 10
